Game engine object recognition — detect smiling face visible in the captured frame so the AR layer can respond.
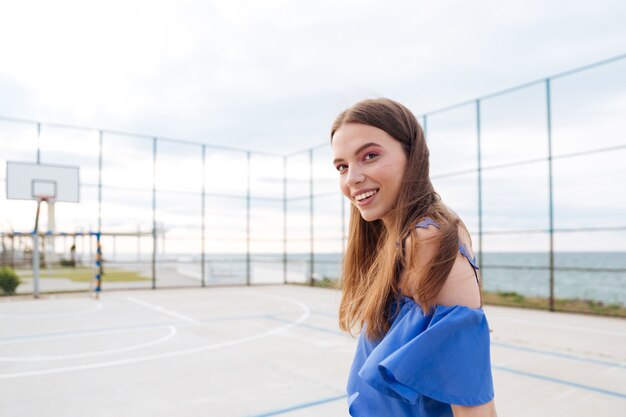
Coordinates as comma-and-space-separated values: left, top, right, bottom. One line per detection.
332, 122, 407, 225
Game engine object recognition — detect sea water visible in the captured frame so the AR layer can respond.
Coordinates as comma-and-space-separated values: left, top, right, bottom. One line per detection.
110, 251, 626, 305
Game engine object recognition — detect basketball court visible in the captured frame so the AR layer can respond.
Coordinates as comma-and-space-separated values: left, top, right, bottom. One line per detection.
0, 285, 624, 417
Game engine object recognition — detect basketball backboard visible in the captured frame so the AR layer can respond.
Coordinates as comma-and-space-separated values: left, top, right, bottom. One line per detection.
6, 161, 80, 202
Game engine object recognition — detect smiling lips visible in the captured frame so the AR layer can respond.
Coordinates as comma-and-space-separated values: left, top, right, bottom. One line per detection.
354, 189, 379, 202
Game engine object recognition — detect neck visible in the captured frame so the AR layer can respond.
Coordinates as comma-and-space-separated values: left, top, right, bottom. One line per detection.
381, 215, 397, 234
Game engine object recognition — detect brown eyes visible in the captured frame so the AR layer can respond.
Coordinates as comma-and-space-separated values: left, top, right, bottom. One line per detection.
334, 153, 380, 173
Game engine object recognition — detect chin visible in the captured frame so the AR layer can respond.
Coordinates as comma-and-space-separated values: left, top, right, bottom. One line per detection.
358, 211, 382, 222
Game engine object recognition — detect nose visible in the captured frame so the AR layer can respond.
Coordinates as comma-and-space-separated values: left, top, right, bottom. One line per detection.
345, 165, 365, 187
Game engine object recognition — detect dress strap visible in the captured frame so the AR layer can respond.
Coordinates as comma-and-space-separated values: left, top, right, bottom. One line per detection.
416, 219, 479, 269
409, 216, 483, 306
458, 241, 483, 306
458, 242, 479, 270
415, 217, 439, 229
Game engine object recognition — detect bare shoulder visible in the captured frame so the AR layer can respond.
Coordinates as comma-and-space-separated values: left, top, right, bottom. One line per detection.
399, 221, 441, 291
436, 227, 481, 309
404, 221, 481, 309
403, 221, 440, 264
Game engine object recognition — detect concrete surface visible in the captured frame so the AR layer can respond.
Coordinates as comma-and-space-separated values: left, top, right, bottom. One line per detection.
0, 285, 624, 416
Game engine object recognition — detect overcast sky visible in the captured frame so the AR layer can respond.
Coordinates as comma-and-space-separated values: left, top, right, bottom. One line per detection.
1, 1, 625, 253
1, 0, 625, 153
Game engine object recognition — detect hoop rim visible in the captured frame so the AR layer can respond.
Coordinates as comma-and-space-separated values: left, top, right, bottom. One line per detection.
35, 195, 56, 202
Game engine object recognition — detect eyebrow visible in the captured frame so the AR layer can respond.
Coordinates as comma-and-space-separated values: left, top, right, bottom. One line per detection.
333, 142, 381, 165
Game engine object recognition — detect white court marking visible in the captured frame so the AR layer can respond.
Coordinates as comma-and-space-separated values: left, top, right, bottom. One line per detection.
0, 293, 310, 380
0, 300, 103, 319
126, 296, 201, 324
0, 326, 177, 362
490, 316, 626, 338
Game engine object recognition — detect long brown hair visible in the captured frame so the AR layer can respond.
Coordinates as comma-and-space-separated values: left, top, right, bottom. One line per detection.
331, 98, 468, 341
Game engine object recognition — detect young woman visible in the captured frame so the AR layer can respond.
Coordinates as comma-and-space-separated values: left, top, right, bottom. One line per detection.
331, 98, 497, 417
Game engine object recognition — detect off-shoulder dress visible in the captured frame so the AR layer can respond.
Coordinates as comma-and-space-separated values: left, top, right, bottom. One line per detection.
346, 218, 494, 417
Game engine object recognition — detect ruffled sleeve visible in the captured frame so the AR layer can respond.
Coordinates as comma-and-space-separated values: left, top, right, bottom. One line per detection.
357, 302, 494, 406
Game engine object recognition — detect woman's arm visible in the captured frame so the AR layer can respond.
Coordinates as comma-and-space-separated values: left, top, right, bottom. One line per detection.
405, 222, 497, 416
452, 400, 498, 417
409, 226, 497, 416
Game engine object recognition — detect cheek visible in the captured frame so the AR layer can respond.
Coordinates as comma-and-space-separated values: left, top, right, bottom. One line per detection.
339, 178, 350, 198
384, 164, 406, 193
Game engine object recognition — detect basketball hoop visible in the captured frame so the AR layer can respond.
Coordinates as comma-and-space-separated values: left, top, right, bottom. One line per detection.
35, 195, 55, 203
6, 161, 79, 203
6, 161, 80, 298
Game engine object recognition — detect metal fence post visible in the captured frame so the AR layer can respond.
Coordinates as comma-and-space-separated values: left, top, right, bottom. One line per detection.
98, 130, 103, 236
546, 79, 555, 311
152, 137, 157, 289
246, 151, 251, 286
36, 122, 41, 163
309, 149, 314, 286
283, 155, 288, 284
201, 145, 206, 287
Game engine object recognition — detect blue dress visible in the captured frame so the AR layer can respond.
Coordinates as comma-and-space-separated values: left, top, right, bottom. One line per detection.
346, 219, 494, 416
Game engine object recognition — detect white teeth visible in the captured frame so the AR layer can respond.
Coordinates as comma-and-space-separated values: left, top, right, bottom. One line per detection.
355, 189, 377, 201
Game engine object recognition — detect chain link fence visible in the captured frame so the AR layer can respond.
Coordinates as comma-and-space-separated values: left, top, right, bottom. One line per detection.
1, 54, 625, 315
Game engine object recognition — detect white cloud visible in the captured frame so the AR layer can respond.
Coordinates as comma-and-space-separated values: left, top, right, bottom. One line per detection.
0, 0, 625, 252
1, 0, 624, 151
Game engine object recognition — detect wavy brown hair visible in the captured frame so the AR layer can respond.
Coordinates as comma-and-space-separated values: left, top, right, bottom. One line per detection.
331, 98, 471, 341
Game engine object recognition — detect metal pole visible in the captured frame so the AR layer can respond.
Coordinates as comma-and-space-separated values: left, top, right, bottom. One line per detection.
476, 100, 484, 276
309, 149, 314, 286
137, 226, 141, 263
283, 156, 288, 284
94, 232, 102, 298
36, 123, 41, 163
32, 201, 42, 298
422, 115, 428, 140
152, 137, 157, 289
98, 130, 103, 235
11, 235, 15, 269
546, 79, 555, 311
246, 151, 251, 286
201, 145, 206, 287
81, 233, 85, 265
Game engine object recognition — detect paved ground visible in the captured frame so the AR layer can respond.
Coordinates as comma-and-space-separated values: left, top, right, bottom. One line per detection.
0, 285, 624, 417
14, 262, 295, 295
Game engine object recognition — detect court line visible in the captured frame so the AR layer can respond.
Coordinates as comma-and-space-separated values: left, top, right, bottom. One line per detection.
126, 296, 201, 324
248, 394, 347, 417
0, 320, 186, 344
247, 365, 626, 417
491, 341, 626, 368
310, 309, 339, 318
0, 300, 103, 319
0, 293, 310, 380
311, 309, 626, 338
264, 315, 345, 336
0, 326, 177, 361
0, 314, 287, 345
490, 316, 626, 338
269, 316, 625, 369
493, 365, 626, 399
266, 316, 626, 398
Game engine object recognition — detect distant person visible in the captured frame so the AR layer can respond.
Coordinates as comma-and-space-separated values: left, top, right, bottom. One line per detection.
70, 243, 77, 267
331, 98, 497, 417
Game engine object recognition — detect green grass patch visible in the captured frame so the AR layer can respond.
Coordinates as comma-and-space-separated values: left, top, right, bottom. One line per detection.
311, 278, 626, 317
18, 267, 150, 282
483, 290, 626, 317
313, 276, 340, 289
